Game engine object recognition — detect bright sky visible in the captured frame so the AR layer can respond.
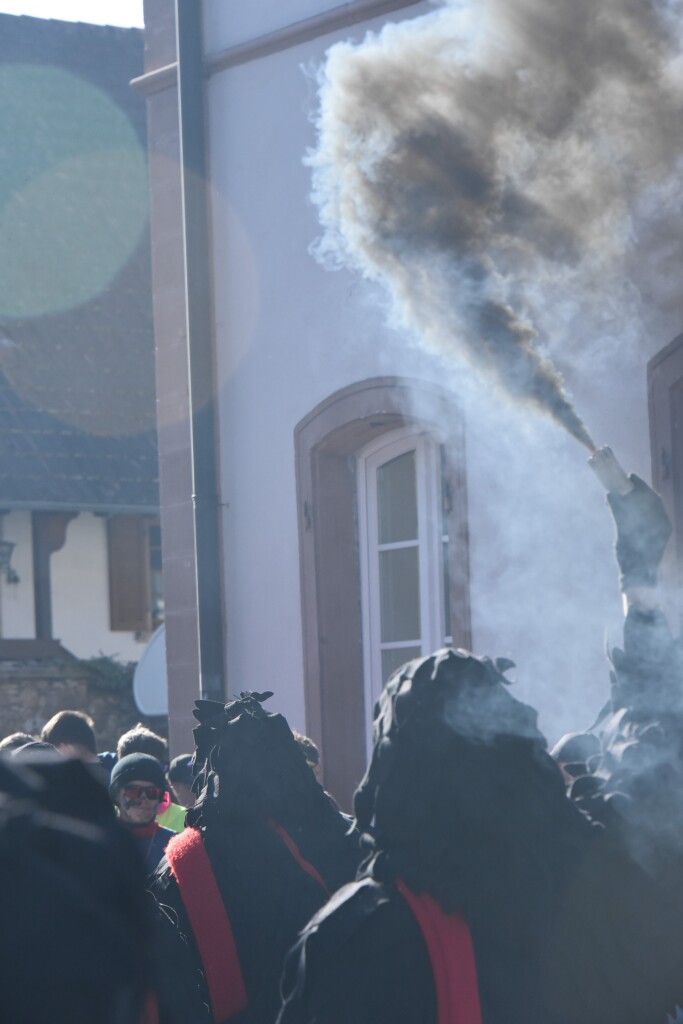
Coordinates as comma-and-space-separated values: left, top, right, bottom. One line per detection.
0, 0, 143, 27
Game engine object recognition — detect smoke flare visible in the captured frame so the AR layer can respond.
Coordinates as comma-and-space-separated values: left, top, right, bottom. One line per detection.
307, 0, 683, 447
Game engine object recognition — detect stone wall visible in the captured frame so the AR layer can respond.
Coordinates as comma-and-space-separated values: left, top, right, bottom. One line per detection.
0, 639, 169, 753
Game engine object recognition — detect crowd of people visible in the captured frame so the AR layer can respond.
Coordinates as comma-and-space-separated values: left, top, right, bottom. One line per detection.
0, 716, 195, 872
1, 473, 683, 1023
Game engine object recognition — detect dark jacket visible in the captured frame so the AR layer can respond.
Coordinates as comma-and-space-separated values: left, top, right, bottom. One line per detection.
279, 877, 436, 1024
152, 818, 355, 1024
130, 821, 175, 875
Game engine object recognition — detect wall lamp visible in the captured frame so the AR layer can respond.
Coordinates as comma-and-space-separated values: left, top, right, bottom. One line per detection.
0, 540, 19, 584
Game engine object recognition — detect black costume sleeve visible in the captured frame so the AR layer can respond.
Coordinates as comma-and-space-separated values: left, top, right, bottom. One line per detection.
560, 534, 683, 1020
148, 860, 212, 1024
278, 881, 436, 1024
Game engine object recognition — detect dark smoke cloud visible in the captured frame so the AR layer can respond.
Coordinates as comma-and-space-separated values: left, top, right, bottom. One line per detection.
307, 0, 683, 445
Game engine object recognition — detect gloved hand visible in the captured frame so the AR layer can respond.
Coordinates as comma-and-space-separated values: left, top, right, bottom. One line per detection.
607, 475, 672, 590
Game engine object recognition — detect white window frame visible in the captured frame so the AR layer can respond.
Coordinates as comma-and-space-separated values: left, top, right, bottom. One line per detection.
357, 426, 449, 751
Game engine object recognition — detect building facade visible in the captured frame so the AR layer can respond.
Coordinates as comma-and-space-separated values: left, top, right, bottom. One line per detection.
0, 15, 160, 667
140, 0, 677, 805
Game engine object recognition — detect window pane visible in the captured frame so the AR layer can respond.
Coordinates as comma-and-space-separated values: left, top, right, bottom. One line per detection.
379, 546, 420, 642
148, 524, 163, 572
381, 645, 422, 684
377, 449, 418, 544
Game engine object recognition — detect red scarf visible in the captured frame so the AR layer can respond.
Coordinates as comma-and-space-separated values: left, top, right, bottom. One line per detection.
396, 878, 481, 1024
166, 827, 247, 1022
165, 821, 331, 1020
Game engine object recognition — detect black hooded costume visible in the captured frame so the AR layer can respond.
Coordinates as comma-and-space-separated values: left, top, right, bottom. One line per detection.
149, 692, 360, 1024
0, 753, 151, 1024
542, 622, 683, 1019
542, 477, 683, 1022
278, 475, 683, 1024
278, 648, 594, 1024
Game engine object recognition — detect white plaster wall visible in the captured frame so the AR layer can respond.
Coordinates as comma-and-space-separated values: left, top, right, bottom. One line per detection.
205, 2, 672, 746
51, 512, 146, 662
0, 510, 35, 638
202, 0, 415, 57
206, 3, 436, 735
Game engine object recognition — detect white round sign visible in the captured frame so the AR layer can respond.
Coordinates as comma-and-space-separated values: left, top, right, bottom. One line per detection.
133, 624, 168, 715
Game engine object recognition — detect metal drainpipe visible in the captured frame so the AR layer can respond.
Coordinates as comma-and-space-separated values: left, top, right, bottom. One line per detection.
175, 0, 226, 702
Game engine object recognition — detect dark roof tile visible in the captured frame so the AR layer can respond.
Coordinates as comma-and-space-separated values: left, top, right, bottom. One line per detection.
0, 14, 158, 511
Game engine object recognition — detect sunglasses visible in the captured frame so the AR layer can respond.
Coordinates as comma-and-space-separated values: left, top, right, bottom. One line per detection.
121, 784, 163, 802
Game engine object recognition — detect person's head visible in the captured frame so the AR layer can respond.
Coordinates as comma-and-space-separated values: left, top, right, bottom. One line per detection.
354, 648, 589, 920
0, 731, 36, 752
189, 691, 337, 829
109, 753, 166, 828
41, 710, 97, 761
168, 753, 196, 808
117, 723, 168, 768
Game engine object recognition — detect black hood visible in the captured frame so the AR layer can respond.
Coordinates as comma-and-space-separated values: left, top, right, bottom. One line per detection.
354, 647, 593, 934
187, 691, 347, 837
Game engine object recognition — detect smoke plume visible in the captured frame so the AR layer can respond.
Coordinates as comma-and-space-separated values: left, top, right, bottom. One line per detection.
307, 0, 683, 446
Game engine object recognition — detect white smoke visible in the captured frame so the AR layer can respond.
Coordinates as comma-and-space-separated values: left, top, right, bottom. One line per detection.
307, 0, 683, 444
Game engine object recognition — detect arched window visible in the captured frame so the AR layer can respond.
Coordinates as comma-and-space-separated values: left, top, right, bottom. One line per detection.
358, 427, 453, 747
295, 377, 470, 807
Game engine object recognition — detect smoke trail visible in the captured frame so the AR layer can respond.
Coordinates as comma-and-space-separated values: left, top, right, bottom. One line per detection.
307, 0, 683, 446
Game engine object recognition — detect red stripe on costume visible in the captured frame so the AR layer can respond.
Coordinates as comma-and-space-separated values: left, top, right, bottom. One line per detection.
267, 820, 329, 893
165, 827, 248, 1021
140, 990, 160, 1024
396, 878, 481, 1024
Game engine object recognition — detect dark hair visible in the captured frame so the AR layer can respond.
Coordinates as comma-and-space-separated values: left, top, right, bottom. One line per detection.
41, 711, 97, 755
0, 732, 36, 751
117, 723, 168, 764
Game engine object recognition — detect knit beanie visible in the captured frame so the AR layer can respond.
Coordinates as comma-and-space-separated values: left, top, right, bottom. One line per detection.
109, 753, 166, 797
168, 753, 194, 787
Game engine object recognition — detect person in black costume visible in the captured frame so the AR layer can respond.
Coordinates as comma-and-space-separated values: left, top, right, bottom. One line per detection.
278, 472, 683, 1024
543, 477, 683, 1023
279, 648, 594, 1024
0, 752, 151, 1024
149, 691, 360, 1024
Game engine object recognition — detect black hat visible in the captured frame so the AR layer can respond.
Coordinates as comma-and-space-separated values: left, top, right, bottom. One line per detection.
109, 753, 166, 797
168, 754, 194, 786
